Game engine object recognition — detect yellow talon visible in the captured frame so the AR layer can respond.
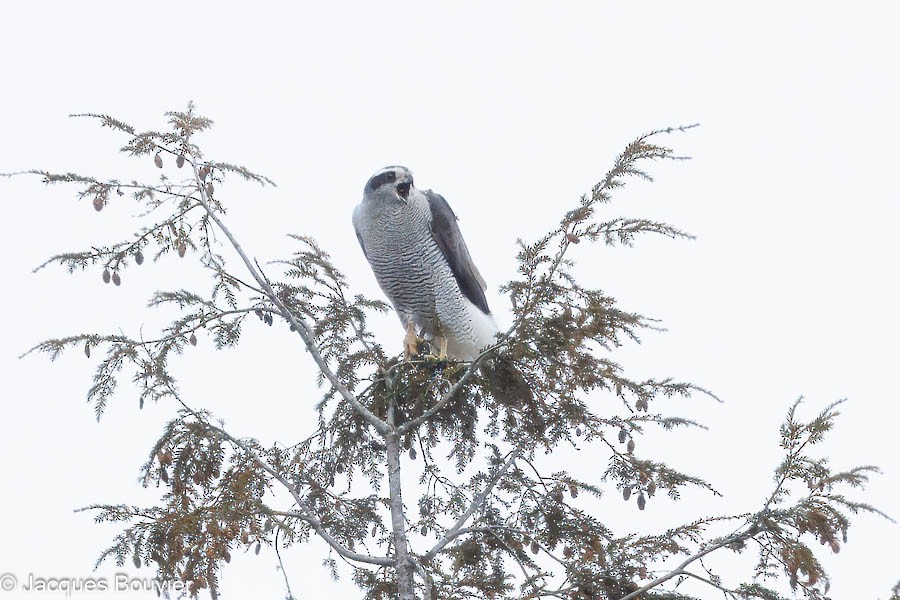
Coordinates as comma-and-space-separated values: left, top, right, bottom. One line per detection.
404, 318, 419, 361
435, 335, 448, 360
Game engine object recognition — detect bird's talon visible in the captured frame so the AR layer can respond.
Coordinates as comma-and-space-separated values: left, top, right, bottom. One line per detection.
404, 318, 421, 361
436, 336, 449, 360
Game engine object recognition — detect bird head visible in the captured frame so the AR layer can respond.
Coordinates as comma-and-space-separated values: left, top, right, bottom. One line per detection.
364, 166, 414, 203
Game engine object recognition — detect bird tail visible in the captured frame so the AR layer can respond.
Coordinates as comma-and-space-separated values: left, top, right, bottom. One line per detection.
479, 356, 543, 434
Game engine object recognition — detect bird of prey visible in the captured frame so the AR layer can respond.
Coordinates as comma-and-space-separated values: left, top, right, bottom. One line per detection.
352, 166, 500, 361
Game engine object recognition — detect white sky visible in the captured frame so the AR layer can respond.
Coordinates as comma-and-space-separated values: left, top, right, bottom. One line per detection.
1, 2, 897, 599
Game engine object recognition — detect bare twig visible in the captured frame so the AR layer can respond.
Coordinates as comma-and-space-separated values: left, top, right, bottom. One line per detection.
274, 526, 297, 600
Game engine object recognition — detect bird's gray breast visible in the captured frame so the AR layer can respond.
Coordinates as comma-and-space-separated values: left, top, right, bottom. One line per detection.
354, 196, 468, 338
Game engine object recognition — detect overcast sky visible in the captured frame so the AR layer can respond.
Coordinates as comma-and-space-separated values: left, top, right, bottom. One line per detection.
1, 3, 897, 599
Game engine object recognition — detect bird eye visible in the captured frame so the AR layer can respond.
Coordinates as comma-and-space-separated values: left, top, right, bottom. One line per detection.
367, 171, 397, 192
396, 182, 411, 199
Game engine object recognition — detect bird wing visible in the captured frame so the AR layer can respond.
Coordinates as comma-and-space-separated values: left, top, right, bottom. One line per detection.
425, 190, 491, 315
351, 205, 368, 259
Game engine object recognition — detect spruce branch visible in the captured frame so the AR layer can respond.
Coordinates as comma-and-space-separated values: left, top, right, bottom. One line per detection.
618, 529, 755, 600
177, 394, 394, 568
422, 446, 524, 561
186, 157, 391, 436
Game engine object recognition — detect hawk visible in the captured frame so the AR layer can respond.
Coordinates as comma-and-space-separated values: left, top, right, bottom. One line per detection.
352, 166, 500, 360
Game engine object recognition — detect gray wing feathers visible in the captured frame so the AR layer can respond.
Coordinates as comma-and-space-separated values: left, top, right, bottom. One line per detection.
425, 190, 491, 315
352, 206, 368, 259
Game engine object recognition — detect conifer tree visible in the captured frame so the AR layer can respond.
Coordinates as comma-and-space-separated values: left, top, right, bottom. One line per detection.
12, 105, 891, 600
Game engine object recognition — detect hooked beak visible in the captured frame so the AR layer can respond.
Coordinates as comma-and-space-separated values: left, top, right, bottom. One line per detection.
396, 181, 411, 200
